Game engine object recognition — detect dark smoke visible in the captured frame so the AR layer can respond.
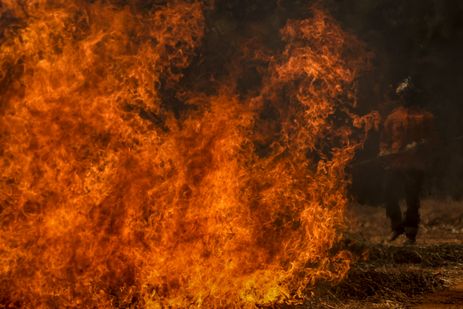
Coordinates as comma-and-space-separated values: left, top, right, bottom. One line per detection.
324, 0, 463, 202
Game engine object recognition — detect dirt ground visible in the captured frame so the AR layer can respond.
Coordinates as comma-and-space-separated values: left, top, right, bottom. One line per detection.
304, 199, 463, 308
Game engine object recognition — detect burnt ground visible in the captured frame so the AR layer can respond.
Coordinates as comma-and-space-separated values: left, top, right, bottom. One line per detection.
304, 199, 463, 308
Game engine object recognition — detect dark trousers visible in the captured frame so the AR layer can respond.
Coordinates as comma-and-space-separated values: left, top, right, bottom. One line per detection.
383, 169, 424, 238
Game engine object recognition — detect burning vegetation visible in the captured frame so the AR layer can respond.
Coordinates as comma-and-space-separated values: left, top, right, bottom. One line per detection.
0, 1, 373, 307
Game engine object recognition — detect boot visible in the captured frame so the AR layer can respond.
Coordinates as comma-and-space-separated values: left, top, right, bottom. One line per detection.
389, 226, 404, 242
404, 226, 417, 245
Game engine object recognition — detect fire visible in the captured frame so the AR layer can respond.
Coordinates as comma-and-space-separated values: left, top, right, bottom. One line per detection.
0, 1, 371, 307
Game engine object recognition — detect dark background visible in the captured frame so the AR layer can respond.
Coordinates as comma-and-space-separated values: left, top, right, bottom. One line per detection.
325, 0, 463, 202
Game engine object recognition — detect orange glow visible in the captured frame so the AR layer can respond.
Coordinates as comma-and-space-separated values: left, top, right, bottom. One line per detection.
0, 1, 371, 307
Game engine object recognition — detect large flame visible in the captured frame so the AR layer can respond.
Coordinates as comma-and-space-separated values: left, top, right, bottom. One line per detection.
0, 1, 372, 307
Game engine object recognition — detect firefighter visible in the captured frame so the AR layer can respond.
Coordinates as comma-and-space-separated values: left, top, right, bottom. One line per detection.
379, 77, 436, 244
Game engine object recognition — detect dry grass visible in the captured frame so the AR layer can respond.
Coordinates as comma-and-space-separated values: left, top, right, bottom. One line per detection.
296, 199, 463, 308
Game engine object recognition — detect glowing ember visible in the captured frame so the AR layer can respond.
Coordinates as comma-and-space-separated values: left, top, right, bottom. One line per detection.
0, 1, 372, 307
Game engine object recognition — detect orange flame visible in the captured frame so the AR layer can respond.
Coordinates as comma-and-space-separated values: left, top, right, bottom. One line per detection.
0, 1, 371, 307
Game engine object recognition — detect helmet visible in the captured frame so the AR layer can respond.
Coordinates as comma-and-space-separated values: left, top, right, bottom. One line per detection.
395, 76, 421, 106
395, 76, 413, 95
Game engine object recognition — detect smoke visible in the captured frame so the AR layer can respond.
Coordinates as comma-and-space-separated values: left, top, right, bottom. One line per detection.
324, 0, 463, 201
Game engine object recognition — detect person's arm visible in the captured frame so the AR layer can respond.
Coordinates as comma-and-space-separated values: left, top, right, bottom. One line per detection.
379, 116, 392, 157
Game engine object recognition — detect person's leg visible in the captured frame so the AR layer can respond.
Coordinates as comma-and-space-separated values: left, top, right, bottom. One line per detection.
403, 170, 424, 242
384, 169, 403, 239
